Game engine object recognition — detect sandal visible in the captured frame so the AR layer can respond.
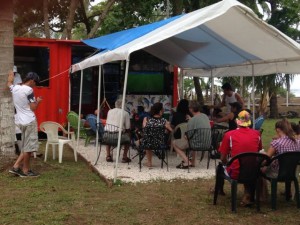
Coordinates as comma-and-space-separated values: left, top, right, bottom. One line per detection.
176, 162, 189, 169
240, 201, 253, 207
121, 157, 132, 163
106, 156, 113, 162
240, 194, 253, 207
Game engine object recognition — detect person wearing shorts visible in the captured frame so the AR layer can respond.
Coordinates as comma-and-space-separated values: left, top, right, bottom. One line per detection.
173, 100, 211, 169
104, 99, 131, 163
7, 71, 42, 177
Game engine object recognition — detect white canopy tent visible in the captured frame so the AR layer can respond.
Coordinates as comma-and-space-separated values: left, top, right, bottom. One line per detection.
70, 0, 300, 181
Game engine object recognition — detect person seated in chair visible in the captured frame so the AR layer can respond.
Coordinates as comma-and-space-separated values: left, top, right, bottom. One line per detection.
104, 99, 131, 163
132, 105, 149, 130
141, 102, 172, 168
85, 112, 104, 138
262, 118, 300, 178
291, 122, 300, 139
214, 102, 242, 131
171, 99, 191, 139
217, 110, 262, 205
172, 100, 211, 169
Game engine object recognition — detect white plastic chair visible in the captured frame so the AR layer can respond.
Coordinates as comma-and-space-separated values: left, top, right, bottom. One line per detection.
40, 121, 76, 163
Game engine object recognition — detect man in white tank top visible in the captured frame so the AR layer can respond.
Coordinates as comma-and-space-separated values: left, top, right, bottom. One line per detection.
212, 83, 244, 114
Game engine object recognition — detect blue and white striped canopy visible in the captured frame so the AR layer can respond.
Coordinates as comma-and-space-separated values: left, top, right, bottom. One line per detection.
72, 0, 300, 77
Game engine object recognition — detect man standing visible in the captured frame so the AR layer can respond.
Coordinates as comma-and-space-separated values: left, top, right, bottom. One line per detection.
7, 71, 42, 177
212, 83, 244, 114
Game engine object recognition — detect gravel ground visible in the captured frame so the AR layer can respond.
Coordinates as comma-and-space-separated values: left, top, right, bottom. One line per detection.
70, 140, 216, 183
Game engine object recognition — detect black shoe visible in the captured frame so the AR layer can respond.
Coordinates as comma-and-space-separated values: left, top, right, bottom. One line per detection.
21, 170, 40, 178
9, 167, 25, 176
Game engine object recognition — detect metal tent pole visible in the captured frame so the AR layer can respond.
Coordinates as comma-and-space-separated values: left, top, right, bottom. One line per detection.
252, 65, 256, 128
114, 59, 130, 183
77, 70, 84, 153
95, 65, 102, 163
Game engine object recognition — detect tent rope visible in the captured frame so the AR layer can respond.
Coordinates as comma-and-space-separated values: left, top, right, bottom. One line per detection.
100, 70, 111, 110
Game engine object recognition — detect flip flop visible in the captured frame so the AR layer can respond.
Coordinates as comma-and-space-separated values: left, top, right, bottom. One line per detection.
176, 162, 189, 169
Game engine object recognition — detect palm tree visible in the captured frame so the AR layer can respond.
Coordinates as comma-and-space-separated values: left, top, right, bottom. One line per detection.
0, 2, 15, 155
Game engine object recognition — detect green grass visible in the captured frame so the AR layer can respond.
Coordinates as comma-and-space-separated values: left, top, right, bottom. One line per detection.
261, 118, 299, 149
1, 118, 300, 225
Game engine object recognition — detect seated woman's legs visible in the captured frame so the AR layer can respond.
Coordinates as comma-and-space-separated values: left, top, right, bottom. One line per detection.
172, 140, 191, 166
106, 145, 113, 162
145, 149, 152, 167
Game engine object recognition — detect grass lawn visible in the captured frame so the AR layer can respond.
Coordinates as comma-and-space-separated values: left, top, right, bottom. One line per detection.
0, 118, 300, 225
261, 118, 300, 149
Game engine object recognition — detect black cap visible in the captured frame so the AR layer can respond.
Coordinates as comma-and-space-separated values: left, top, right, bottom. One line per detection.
229, 102, 242, 109
25, 72, 40, 84
221, 82, 233, 91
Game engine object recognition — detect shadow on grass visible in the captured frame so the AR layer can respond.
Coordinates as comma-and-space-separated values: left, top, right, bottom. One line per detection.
0, 141, 300, 225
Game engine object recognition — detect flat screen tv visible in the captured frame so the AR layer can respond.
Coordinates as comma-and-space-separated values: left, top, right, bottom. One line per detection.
127, 71, 164, 94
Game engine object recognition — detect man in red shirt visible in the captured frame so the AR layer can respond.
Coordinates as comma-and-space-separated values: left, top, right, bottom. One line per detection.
218, 110, 262, 205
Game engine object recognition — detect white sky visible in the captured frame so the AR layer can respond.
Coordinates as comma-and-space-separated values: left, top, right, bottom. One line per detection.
291, 75, 300, 89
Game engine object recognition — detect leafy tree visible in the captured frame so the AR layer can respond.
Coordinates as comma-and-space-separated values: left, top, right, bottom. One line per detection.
13, 0, 117, 39
255, 0, 300, 118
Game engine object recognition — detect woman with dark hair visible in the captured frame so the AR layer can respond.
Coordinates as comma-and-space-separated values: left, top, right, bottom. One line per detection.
141, 102, 172, 168
263, 118, 300, 178
214, 102, 242, 130
171, 99, 191, 127
291, 122, 300, 139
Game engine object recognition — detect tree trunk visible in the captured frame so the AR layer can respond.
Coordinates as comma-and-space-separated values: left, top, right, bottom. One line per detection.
79, 0, 91, 35
0, 1, 15, 156
61, 0, 80, 40
171, 0, 183, 15
259, 90, 269, 116
43, 0, 50, 38
269, 92, 279, 118
87, 0, 116, 38
193, 77, 204, 107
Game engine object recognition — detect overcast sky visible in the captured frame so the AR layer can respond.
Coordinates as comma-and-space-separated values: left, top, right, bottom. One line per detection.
291, 75, 300, 89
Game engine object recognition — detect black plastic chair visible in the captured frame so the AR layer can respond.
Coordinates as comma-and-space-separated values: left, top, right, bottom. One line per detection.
213, 152, 270, 212
94, 123, 130, 165
263, 151, 300, 210
185, 128, 212, 170
138, 126, 169, 171
210, 125, 228, 162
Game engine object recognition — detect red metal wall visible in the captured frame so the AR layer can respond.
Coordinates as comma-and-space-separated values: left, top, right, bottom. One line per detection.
14, 38, 80, 128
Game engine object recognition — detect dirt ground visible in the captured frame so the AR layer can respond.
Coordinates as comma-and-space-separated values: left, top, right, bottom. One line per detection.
0, 154, 15, 172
